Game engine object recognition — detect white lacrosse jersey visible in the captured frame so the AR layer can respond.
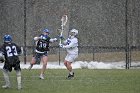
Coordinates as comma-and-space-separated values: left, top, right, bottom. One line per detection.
63, 37, 78, 55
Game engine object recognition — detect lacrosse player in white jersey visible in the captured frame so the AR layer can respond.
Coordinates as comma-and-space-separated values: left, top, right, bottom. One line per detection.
59, 29, 78, 79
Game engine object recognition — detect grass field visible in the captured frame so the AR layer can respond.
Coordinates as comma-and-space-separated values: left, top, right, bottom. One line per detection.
0, 69, 140, 93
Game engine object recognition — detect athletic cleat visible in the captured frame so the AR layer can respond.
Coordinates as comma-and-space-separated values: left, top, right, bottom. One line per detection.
2, 85, 11, 89
66, 72, 74, 79
39, 74, 45, 80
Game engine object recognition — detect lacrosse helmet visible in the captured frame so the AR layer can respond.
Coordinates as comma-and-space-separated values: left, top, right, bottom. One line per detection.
43, 28, 49, 33
3, 34, 12, 43
70, 29, 78, 36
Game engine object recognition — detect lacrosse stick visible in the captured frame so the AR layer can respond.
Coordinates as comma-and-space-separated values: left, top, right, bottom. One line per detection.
59, 14, 68, 45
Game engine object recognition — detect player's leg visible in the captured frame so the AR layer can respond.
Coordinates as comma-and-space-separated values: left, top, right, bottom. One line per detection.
64, 54, 78, 79
28, 57, 36, 70
29, 52, 38, 70
39, 55, 48, 79
64, 54, 74, 72
29, 52, 39, 70
2, 69, 11, 88
64, 54, 73, 72
65, 61, 75, 79
29, 53, 41, 70
16, 70, 22, 89
64, 60, 73, 73
66, 61, 73, 74
15, 61, 22, 90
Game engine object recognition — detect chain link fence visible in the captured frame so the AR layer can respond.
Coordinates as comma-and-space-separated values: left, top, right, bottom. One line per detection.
18, 45, 140, 69
1, 0, 140, 69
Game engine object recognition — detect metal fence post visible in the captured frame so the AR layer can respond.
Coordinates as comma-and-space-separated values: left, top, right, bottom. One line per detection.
24, 0, 27, 64
125, 0, 130, 69
92, 46, 95, 61
58, 47, 61, 65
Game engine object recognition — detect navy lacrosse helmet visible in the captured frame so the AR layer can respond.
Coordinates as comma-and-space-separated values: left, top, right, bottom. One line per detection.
43, 28, 49, 33
3, 35, 12, 43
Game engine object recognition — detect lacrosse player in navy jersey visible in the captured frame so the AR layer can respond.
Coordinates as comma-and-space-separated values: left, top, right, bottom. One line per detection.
28, 28, 57, 79
0, 35, 22, 89
59, 29, 78, 79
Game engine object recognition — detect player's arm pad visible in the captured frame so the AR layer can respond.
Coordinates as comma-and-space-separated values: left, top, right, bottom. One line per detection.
34, 37, 41, 41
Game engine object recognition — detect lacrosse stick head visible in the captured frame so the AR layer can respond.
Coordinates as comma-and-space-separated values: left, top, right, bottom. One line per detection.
61, 15, 68, 26
59, 14, 68, 45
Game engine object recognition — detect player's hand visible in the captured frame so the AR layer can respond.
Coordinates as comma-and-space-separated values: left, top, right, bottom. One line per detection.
53, 38, 57, 41
59, 35, 64, 40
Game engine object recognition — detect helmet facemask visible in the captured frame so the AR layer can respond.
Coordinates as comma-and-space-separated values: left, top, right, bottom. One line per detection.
69, 29, 78, 38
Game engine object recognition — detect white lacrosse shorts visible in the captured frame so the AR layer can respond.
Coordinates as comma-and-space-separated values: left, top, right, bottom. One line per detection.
65, 54, 78, 62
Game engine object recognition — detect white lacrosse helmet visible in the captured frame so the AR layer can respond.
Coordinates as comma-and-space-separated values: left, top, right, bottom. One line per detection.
70, 29, 78, 36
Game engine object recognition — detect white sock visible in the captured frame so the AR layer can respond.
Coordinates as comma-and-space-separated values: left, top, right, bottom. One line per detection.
16, 71, 21, 87
2, 69, 10, 86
